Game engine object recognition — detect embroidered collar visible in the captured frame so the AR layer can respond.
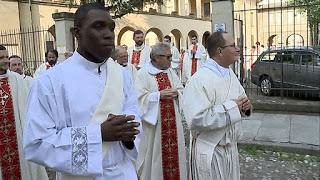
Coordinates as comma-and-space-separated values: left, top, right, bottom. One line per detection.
203, 58, 230, 77
147, 63, 169, 75
134, 44, 145, 51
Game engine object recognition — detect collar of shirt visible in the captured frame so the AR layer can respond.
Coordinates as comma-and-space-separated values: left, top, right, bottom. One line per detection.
73, 51, 108, 74
203, 58, 230, 77
147, 63, 169, 75
134, 44, 145, 51
0, 71, 9, 78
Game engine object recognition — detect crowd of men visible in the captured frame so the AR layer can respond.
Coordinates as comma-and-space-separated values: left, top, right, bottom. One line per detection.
0, 2, 252, 180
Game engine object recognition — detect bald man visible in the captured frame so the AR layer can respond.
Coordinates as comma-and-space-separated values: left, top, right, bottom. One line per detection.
115, 46, 138, 82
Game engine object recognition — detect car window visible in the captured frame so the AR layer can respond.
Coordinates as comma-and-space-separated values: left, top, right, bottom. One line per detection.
260, 52, 277, 62
301, 52, 316, 65
281, 51, 299, 64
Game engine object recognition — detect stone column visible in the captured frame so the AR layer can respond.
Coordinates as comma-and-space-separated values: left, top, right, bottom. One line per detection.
52, 12, 74, 62
211, 0, 234, 36
196, 0, 202, 18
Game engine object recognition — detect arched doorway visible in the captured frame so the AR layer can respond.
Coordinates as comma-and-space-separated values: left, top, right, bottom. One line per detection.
286, 34, 304, 47
171, 29, 182, 50
117, 26, 135, 47
202, 31, 211, 48
145, 28, 163, 46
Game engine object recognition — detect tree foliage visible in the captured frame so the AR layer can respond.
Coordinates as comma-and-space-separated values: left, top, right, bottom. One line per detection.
290, 0, 320, 45
70, 0, 164, 18
292, 0, 320, 26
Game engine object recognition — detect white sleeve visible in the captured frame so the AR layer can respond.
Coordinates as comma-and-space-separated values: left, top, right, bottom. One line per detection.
121, 70, 143, 161
182, 79, 241, 131
23, 78, 103, 176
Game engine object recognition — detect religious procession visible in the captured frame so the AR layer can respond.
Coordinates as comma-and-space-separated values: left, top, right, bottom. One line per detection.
1, 0, 319, 180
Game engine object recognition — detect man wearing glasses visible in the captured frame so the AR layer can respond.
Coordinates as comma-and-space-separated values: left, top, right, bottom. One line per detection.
182, 32, 252, 180
135, 42, 188, 180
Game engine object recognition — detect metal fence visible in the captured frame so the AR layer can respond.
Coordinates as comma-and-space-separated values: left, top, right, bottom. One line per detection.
0, 27, 55, 75
233, 0, 320, 99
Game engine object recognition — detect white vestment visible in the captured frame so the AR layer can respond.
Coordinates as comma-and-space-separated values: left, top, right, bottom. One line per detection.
136, 64, 188, 180
123, 63, 138, 82
181, 43, 207, 84
182, 59, 251, 180
23, 51, 142, 180
127, 44, 151, 69
170, 45, 181, 77
34, 62, 53, 77
0, 71, 48, 180
22, 74, 33, 89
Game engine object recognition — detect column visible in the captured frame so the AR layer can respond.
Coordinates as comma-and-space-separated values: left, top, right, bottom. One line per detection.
52, 12, 74, 61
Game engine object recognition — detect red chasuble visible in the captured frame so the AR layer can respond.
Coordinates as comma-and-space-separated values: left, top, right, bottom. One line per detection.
155, 72, 180, 180
131, 50, 141, 66
0, 77, 22, 180
191, 45, 198, 76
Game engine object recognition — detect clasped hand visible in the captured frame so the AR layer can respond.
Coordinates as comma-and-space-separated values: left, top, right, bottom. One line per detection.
160, 88, 178, 100
235, 96, 251, 112
101, 114, 140, 142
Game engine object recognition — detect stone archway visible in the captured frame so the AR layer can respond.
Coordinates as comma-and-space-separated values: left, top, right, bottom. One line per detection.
145, 27, 163, 46
202, 31, 211, 48
117, 26, 135, 46
171, 29, 182, 50
286, 34, 304, 47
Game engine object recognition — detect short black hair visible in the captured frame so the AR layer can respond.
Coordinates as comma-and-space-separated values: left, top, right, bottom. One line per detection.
133, 30, 144, 38
0, 44, 6, 50
45, 49, 58, 58
207, 32, 227, 58
164, 35, 171, 42
9, 55, 21, 60
74, 2, 107, 27
191, 35, 197, 39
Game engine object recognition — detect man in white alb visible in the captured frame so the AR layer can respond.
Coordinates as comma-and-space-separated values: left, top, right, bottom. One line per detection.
182, 32, 252, 180
181, 35, 207, 83
163, 35, 180, 78
115, 46, 138, 82
127, 30, 151, 70
9, 55, 33, 88
23, 3, 141, 180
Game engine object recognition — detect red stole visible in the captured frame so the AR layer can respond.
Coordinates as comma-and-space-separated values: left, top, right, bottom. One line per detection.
191, 45, 198, 75
131, 50, 141, 66
155, 72, 180, 180
0, 77, 22, 180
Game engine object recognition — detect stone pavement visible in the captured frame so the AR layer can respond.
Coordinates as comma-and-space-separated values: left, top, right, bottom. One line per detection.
239, 111, 320, 154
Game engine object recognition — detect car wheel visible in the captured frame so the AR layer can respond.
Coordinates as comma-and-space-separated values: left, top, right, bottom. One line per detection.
260, 76, 273, 96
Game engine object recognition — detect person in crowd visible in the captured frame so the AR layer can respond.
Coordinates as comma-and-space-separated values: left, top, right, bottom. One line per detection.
34, 49, 58, 77
0, 44, 49, 180
136, 42, 188, 180
127, 30, 151, 70
23, 3, 142, 180
182, 32, 252, 180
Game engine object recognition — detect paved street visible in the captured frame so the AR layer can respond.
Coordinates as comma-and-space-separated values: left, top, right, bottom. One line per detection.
240, 112, 320, 150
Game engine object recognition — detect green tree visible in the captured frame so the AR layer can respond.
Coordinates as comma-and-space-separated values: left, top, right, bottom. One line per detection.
70, 0, 164, 18
291, 0, 320, 46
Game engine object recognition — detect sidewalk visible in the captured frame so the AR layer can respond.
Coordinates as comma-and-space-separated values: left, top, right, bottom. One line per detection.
239, 111, 320, 154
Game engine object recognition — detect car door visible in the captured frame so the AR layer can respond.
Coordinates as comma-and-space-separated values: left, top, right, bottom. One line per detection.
301, 52, 320, 89
280, 50, 297, 88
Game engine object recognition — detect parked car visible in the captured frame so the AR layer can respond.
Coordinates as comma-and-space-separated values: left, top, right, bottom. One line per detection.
251, 47, 320, 96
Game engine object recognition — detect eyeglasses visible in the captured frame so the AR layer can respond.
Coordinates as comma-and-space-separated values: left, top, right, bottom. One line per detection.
158, 54, 172, 59
221, 43, 237, 49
